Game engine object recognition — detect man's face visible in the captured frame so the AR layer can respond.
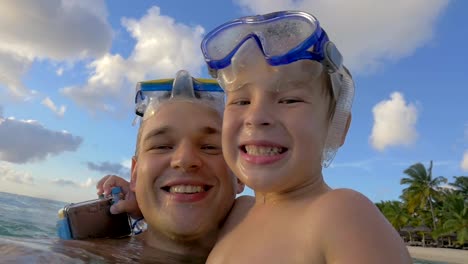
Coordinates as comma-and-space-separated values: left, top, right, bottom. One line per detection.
132, 101, 241, 239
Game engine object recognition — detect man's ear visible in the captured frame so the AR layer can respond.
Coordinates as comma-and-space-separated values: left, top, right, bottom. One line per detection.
130, 156, 138, 192
236, 177, 245, 194
339, 113, 352, 147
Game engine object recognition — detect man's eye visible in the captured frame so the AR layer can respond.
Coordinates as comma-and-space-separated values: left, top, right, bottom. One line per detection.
147, 145, 173, 152
201, 145, 222, 154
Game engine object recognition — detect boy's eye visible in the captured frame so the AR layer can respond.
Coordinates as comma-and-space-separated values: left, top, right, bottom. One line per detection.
279, 98, 303, 104
230, 99, 250, 105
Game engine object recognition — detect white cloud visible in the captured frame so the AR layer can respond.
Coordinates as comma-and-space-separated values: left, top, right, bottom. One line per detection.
0, 162, 34, 185
0, 0, 112, 97
61, 6, 206, 114
0, 113, 82, 163
370, 92, 419, 151
329, 158, 375, 171
56, 67, 64, 76
121, 159, 132, 170
439, 183, 457, 191
461, 150, 468, 172
234, 0, 450, 73
51, 177, 96, 188
41, 97, 66, 117
0, 50, 34, 98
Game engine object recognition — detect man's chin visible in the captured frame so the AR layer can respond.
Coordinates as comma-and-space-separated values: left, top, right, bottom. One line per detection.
170, 214, 214, 233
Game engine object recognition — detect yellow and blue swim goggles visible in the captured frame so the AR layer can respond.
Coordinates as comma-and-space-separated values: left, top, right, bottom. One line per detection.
134, 70, 224, 117
201, 10, 343, 76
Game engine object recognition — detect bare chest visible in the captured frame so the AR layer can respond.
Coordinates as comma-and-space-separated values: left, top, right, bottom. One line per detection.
207, 207, 325, 264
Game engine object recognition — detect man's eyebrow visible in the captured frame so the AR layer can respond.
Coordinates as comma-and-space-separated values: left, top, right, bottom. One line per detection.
143, 126, 171, 141
201, 126, 221, 135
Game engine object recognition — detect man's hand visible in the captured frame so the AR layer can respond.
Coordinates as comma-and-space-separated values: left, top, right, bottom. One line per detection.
96, 175, 143, 219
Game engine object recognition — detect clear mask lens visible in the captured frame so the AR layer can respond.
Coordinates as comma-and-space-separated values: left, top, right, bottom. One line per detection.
206, 15, 316, 60
133, 70, 225, 123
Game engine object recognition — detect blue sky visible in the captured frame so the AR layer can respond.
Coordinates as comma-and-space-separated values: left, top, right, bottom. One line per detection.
0, 0, 466, 203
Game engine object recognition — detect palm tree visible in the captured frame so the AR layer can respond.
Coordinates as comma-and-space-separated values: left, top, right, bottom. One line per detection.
433, 192, 468, 245
380, 200, 410, 231
400, 161, 447, 231
449, 176, 468, 198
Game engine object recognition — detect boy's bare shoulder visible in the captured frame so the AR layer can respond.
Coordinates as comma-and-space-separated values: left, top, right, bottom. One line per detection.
314, 188, 376, 212
309, 188, 412, 264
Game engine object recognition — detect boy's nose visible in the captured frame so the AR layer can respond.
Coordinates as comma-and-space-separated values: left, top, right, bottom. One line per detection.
244, 101, 274, 128
170, 142, 202, 172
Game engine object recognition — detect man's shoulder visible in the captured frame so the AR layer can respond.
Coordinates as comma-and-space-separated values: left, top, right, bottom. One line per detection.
230, 195, 255, 220
218, 195, 255, 238
234, 195, 255, 209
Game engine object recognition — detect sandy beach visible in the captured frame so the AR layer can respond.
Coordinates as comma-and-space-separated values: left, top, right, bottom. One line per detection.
408, 246, 468, 264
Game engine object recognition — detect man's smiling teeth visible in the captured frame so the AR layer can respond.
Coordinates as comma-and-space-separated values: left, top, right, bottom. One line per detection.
169, 185, 205, 194
244, 145, 284, 156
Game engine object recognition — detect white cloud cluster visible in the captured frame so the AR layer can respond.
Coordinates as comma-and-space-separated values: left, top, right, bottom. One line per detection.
0, 114, 82, 163
370, 92, 419, 151
0, 162, 34, 185
234, 0, 450, 73
61, 6, 206, 114
0, 0, 112, 98
51, 177, 96, 188
461, 150, 468, 172
41, 97, 66, 117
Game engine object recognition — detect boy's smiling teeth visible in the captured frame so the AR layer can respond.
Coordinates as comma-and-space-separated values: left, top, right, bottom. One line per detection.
244, 145, 286, 156
169, 185, 205, 194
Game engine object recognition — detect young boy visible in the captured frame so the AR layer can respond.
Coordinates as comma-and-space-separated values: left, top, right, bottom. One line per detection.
201, 11, 412, 263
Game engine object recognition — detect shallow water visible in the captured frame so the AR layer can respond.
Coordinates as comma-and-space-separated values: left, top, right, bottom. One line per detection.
0, 191, 444, 263
0, 236, 207, 263
412, 258, 449, 264
0, 191, 207, 263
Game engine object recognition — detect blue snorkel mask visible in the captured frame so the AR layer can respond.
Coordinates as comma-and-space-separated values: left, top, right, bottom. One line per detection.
201, 11, 343, 78
133, 70, 225, 124
201, 11, 355, 167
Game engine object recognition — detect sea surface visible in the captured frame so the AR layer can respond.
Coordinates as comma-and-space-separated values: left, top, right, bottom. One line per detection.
0, 191, 205, 263
0, 191, 65, 239
0, 191, 449, 263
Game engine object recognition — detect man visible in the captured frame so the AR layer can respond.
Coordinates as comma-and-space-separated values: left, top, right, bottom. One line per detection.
96, 70, 245, 262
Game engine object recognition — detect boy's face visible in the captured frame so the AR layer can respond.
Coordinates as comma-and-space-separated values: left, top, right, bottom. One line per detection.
222, 61, 332, 193
131, 101, 242, 239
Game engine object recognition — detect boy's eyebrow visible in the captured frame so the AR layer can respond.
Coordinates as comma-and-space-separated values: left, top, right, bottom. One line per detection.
143, 126, 171, 141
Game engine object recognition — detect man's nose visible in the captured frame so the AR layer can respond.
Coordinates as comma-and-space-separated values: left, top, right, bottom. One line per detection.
170, 141, 202, 172
244, 100, 274, 128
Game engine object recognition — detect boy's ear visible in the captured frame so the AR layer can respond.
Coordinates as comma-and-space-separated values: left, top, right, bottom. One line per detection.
236, 177, 245, 194
339, 113, 352, 147
130, 156, 138, 192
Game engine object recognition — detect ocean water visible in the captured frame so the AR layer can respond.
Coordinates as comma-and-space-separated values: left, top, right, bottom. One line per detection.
0, 191, 449, 263
0, 191, 207, 263
0, 191, 66, 239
